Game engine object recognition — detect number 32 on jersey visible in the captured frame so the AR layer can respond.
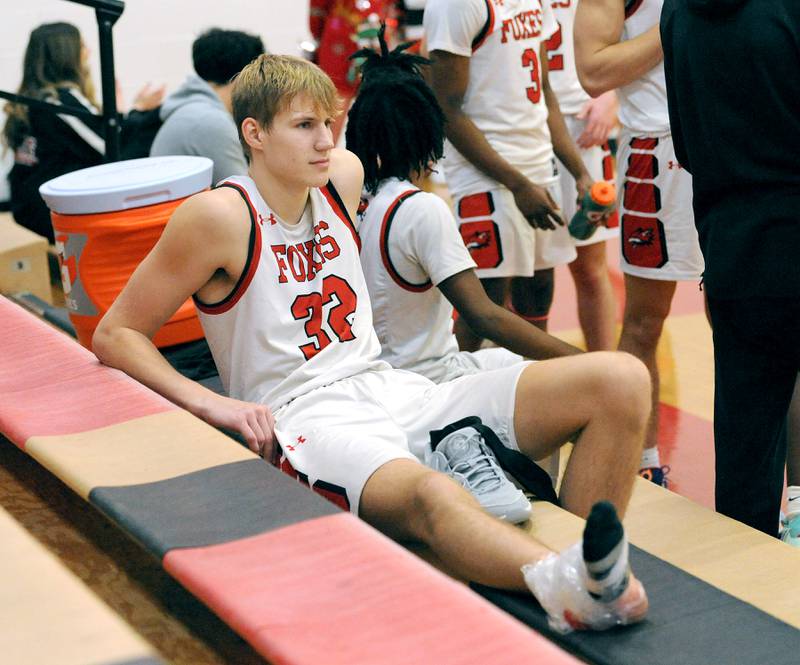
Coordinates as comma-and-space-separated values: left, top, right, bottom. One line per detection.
291, 274, 358, 360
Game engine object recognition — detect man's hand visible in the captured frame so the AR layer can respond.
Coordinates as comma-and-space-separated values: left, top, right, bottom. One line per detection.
575, 91, 619, 149
510, 179, 563, 230
132, 82, 166, 112
197, 393, 277, 461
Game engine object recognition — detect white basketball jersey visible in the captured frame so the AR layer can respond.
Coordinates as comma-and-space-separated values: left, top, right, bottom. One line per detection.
195, 175, 385, 411
547, 0, 590, 116
358, 178, 476, 382
424, 0, 558, 195
617, 0, 670, 133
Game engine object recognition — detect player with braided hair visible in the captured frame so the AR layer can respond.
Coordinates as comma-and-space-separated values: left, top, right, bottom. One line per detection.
349, 34, 581, 386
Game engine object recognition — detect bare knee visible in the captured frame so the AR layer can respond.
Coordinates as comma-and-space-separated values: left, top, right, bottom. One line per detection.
410, 471, 476, 539
621, 306, 668, 347
569, 250, 609, 294
591, 351, 651, 427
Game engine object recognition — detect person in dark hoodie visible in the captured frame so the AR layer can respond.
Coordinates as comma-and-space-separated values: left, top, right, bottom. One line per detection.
150, 28, 264, 184
661, 0, 800, 540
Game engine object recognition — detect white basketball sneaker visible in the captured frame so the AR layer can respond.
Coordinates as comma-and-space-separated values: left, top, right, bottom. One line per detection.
427, 429, 532, 523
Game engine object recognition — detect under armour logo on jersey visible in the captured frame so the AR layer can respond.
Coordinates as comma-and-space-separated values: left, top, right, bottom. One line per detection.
268, 213, 278, 225
285, 435, 307, 452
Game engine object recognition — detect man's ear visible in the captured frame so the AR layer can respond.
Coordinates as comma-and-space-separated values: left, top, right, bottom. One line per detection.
241, 117, 263, 153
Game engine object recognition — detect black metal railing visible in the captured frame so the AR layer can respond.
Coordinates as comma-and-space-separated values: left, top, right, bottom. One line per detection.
0, 0, 125, 161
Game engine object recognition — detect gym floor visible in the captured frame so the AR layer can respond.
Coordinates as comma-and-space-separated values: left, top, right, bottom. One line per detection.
551, 240, 720, 511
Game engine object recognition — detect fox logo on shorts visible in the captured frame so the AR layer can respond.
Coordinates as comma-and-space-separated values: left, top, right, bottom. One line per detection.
459, 220, 503, 269
627, 227, 654, 247
464, 229, 492, 251
622, 214, 668, 269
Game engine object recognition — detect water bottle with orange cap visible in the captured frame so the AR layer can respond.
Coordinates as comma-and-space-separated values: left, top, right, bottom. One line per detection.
568, 181, 617, 241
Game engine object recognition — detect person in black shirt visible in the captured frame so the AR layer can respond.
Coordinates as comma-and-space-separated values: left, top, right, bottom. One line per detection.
2, 22, 162, 243
661, 0, 800, 538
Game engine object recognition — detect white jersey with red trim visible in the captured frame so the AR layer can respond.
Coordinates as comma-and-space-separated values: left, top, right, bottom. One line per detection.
195, 175, 385, 411
547, 0, 590, 115
358, 178, 476, 382
617, 0, 670, 133
424, 0, 558, 195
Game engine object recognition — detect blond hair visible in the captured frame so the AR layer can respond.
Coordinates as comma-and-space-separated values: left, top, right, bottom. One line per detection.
232, 54, 339, 159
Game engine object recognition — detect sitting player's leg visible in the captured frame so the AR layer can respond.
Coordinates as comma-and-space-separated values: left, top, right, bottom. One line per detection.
512, 351, 650, 518
360, 458, 647, 629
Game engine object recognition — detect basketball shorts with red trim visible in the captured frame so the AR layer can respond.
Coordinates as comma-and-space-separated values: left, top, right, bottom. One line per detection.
557, 114, 620, 248
616, 130, 704, 281
271, 363, 529, 515
454, 181, 576, 278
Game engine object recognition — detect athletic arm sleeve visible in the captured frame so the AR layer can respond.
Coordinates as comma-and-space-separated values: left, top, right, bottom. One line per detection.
423, 0, 488, 56
390, 192, 476, 287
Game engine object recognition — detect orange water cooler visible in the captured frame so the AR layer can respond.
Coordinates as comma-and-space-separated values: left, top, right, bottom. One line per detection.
39, 156, 213, 349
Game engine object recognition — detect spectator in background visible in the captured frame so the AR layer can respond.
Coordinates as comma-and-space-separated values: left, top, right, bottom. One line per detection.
661, 0, 800, 539
150, 28, 264, 184
308, 0, 396, 142
2, 22, 163, 243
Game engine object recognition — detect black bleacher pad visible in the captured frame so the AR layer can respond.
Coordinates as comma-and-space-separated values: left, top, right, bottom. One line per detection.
90, 459, 339, 559
473, 544, 800, 665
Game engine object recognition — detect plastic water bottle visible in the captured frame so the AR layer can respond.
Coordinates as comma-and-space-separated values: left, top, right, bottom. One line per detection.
568, 181, 616, 241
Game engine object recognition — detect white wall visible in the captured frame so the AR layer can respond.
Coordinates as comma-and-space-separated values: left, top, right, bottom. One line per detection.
2, 0, 311, 110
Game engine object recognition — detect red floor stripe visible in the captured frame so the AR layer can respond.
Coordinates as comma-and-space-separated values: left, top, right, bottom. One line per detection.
658, 403, 714, 509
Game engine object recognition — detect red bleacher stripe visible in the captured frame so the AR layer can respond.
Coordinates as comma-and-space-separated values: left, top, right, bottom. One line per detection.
164, 513, 581, 665
0, 297, 175, 447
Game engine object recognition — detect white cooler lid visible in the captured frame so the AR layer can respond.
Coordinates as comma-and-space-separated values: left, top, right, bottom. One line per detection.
39, 156, 214, 214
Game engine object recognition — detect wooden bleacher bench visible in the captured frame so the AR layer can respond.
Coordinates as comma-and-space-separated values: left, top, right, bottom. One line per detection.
0, 504, 164, 665
3, 292, 799, 665
0, 295, 581, 665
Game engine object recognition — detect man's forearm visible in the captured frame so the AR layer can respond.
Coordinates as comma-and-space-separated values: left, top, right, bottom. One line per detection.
93, 325, 214, 415
545, 87, 589, 182
469, 306, 583, 360
576, 26, 663, 97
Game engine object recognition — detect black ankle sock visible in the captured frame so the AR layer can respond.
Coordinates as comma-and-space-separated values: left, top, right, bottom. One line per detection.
583, 501, 629, 602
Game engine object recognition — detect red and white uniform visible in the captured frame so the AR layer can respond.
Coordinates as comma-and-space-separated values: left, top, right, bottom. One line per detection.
425, 0, 575, 276
548, 0, 618, 246
616, 0, 703, 280
425, 0, 558, 194
617, 0, 669, 134
195, 175, 385, 411
359, 178, 523, 382
194, 175, 531, 515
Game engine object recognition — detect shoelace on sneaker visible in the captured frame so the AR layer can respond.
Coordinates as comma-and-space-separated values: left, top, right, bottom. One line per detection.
443, 432, 507, 494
